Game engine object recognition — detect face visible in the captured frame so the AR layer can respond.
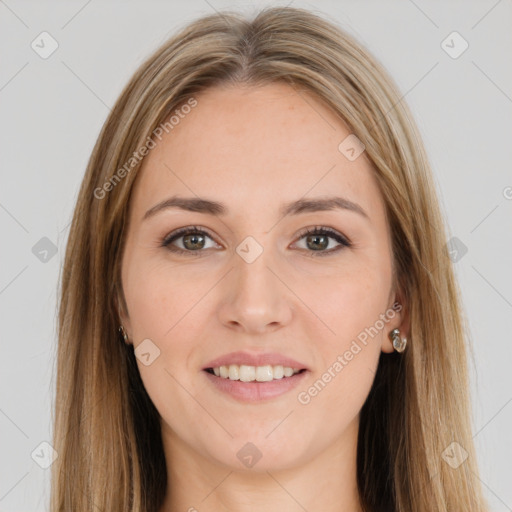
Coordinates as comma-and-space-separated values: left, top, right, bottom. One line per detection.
119, 82, 406, 473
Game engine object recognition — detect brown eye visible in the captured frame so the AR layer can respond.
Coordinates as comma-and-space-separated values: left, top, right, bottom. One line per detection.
294, 226, 351, 257
181, 232, 206, 250
305, 233, 329, 251
161, 225, 351, 258
162, 226, 218, 256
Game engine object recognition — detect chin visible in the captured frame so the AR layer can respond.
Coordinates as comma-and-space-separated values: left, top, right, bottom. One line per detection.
205, 434, 311, 473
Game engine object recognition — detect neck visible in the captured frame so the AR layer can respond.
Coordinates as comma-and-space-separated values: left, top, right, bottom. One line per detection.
158, 416, 364, 512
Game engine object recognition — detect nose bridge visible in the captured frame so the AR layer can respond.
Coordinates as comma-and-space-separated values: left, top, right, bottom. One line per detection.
218, 233, 292, 331
233, 234, 278, 304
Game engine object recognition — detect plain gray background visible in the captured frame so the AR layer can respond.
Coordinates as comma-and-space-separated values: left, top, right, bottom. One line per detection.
1, 0, 511, 510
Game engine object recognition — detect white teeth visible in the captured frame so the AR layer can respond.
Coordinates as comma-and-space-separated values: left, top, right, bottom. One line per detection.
255, 365, 273, 382
210, 364, 302, 382
228, 365, 239, 380
273, 365, 284, 379
239, 365, 256, 382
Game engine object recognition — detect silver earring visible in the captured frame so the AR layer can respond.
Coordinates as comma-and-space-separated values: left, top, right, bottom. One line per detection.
389, 328, 407, 353
119, 325, 129, 343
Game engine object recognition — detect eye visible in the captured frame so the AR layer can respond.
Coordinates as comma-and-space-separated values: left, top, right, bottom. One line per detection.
161, 226, 219, 256
292, 226, 352, 257
161, 225, 352, 257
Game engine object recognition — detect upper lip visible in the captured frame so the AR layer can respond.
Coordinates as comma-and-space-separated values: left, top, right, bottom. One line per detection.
203, 351, 309, 371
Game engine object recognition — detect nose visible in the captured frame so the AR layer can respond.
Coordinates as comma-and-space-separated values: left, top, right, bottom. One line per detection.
217, 243, 293, 335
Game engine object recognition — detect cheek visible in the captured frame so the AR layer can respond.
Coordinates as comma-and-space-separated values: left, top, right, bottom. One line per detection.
124, 258, 208, 339
296, 256, 392, 343
294, 256, 391, 394
123, 261, 210, 425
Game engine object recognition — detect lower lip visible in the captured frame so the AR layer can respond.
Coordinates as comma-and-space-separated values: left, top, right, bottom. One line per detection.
203, 369, 309, 402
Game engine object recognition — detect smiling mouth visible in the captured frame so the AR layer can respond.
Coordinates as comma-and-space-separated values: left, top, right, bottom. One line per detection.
205, 365, 307, 382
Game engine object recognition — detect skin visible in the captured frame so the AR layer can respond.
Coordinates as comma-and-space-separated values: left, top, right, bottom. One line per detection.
118, 82, 409, 512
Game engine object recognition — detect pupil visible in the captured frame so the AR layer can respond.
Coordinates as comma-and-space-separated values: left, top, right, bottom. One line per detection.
308, 234, 327, 251
184, 234, 204, 250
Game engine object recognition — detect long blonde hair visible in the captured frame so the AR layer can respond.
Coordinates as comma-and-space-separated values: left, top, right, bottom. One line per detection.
51, 6, 488, 511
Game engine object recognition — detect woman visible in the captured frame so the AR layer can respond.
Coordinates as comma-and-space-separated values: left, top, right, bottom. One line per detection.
51, 6, 489, 512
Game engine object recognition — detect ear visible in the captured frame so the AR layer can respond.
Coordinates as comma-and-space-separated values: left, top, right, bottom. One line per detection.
114, 289, 132, 345
381, 287, 410, 354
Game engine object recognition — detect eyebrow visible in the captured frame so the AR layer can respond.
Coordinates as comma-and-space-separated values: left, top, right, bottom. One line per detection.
143, 195, 369, 221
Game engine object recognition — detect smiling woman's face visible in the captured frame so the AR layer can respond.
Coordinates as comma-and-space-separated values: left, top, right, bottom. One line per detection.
119, 81, 405, 474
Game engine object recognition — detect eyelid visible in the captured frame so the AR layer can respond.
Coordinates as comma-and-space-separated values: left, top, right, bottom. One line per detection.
161, 225, 220, 253
161, 224, 351, 256
293, 225, 351, 246
290, 225, 352, 257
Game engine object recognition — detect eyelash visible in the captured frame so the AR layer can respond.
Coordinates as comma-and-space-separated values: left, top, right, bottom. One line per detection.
161, 225, 352, 258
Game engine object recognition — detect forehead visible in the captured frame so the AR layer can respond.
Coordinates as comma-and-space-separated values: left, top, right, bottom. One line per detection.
129, 82, 385, 223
